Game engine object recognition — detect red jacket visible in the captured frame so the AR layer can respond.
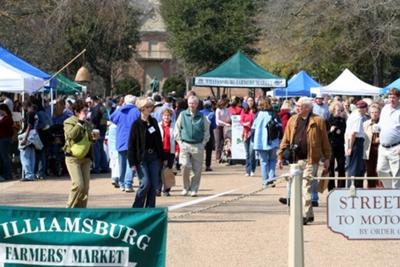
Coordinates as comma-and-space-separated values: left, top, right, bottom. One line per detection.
278, 109, 291, 132
0, 115, 14, 139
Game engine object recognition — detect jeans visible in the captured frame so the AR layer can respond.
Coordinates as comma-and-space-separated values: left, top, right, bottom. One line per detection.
118, 150, 133, 189
92, 137, 109, 173
20, 146, 36, 180
244, 138, 256, 174
0, 138, 12, 180
257, 149, 277, 185
132, 153, 161, 208
35, 147, 47, 178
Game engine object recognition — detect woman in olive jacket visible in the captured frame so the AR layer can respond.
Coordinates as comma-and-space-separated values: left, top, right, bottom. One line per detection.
128, 97, 163, 208
64, 100, 94, 208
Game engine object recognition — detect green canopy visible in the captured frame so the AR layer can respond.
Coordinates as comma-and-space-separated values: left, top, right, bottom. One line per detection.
54, 73, 82, 95
193, 51, 285, 88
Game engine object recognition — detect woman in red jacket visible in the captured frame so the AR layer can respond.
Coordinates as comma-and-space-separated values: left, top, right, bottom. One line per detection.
0, 104, 15, 181
277, 100, 293, 132
240, 97, 257, 176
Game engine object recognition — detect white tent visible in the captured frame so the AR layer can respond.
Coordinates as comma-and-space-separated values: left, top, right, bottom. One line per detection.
0, 59, 45, 94
310, 69, 381, 96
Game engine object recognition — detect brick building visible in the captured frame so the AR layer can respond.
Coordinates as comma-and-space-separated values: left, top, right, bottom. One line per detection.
126, 0, 179, 94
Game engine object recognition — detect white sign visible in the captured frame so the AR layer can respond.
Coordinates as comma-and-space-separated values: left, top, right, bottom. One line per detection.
328, 189, 400, 240
194, 77, 286, 88
231, 115, 246, 160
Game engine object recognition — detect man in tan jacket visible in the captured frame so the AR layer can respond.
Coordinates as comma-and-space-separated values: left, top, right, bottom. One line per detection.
277, 97, 331, 225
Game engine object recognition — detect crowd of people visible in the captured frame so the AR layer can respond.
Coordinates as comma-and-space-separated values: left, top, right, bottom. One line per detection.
2, 88, 400, 219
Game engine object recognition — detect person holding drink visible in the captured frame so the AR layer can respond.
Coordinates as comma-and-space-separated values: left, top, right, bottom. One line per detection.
63, 100, 98, 208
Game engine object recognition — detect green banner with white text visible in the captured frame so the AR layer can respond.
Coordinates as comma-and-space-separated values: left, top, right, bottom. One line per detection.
0, 206, 168, 267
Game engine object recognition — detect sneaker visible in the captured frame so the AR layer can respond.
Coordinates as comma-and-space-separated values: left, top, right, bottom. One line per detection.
250, 172, 255, 177
20, 178, 35, 182
120, 187, 125, 192
181, 189, 188, 196
205, 167, 213, 172
125, 187, 135, 193
163, 192, 171, 197
245, 173, 250, 177
190, 191, 197, 197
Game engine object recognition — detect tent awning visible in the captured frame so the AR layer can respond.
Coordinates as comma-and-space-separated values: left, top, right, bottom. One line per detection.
310, 69, 381, 96
193, 51, 285, 88
0, 59, 45, 94
381, 78, 400, 95
54, 73, 82, 94
0, 46, 56, 89
272, 70, 320, 97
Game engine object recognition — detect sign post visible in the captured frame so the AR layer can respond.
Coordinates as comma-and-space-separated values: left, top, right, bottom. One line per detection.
288, 161, 305, 267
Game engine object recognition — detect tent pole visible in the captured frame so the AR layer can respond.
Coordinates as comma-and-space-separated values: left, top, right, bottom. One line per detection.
50, 88, 54, 116
209, 87, 216, 98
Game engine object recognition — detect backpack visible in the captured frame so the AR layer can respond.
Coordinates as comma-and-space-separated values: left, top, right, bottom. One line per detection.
266, 111, 282, 144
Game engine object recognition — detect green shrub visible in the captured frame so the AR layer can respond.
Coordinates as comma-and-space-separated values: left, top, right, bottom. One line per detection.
114, 77, 141, 96
162, 76, 186, 97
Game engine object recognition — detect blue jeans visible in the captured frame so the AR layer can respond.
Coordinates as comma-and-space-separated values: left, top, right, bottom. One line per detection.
0, 138, 12, 179
258, 149, 277, 185
118, 150, 133, 189
93, 137, 109, 173
35, 147, 47, 178
132, 153, 161, 208
20, 146, 36, 180
244, 138, 256, 174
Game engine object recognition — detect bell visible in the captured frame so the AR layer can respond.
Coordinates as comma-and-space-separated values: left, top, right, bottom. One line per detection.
75, 66, 91, 83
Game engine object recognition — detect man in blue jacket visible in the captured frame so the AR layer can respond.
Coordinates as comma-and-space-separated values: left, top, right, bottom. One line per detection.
110, 95, 140, 192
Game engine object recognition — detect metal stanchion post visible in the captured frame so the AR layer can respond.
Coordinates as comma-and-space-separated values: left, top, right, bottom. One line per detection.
288, 161, 305, 267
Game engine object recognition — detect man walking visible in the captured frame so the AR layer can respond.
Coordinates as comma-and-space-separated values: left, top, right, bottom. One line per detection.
174, 96, 210, 197
377, 88, 400, 188
110, 95, 140, 192
345, 100, 368, 187
277, 97, 331, 225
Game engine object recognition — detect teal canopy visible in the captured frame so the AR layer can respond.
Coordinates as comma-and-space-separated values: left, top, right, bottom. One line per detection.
54, 73, 82, 95
193, 51, 285, 88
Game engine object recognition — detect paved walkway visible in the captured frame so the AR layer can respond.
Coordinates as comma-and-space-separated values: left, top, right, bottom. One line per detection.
1, 163, 399, 266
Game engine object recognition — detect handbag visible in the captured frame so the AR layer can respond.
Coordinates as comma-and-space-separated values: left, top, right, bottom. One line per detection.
281, 144, 298, 164
70, 132, 91, 159
18, 129, 43, 150
161, 167, 176, 189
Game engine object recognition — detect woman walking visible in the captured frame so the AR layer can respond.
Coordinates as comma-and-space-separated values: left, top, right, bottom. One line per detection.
327, 101, 347, 190
63, 100, 94, 208
363, 104, 381, 188
0, 104, 14, 181
252, 98, 280, 187
128, 97, 163, 208
159, 108, 176, 196
240, 97, 257, 176
214, 98, 231, 163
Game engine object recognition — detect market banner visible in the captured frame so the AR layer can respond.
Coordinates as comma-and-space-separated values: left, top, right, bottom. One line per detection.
0, 206, 168, 267
194, 77, 286, 88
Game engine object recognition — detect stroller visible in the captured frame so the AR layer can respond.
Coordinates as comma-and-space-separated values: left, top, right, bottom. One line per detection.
220, 126, 232, 164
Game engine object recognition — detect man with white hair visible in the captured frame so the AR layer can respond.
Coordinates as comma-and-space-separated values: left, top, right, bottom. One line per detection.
174, 95, 210, 197
376, 88, 400, 188
110, 94, 140, 192
277, 97, 331, 225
